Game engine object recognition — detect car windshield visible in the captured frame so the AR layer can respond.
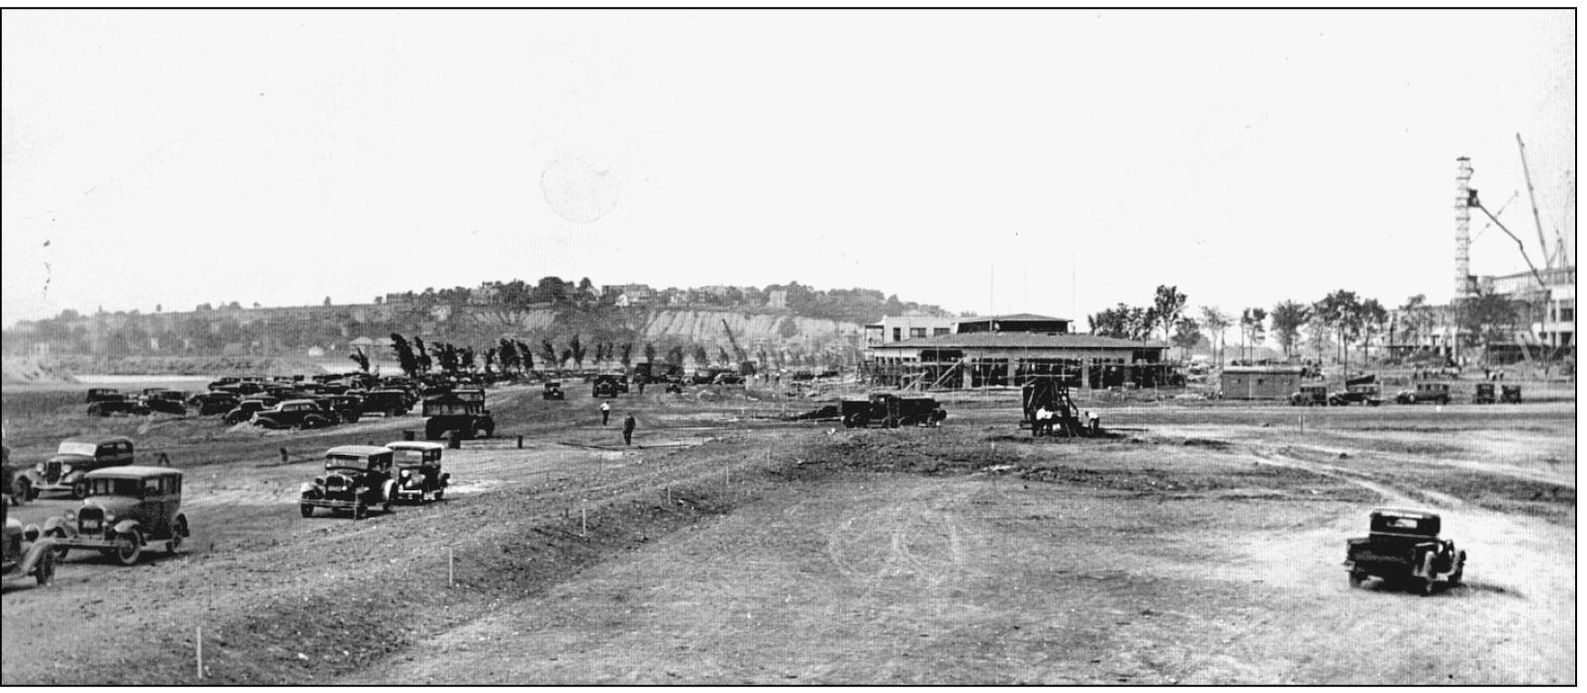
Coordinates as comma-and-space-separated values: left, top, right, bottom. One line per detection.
423, 402, 473, 416
392, 450, 430, 466
325, 455, 375, 470
89, 478, 143, 497
58, 441, 99, 456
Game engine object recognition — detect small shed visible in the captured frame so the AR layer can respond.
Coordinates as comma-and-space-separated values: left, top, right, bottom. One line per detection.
1219, 366, 1304, 400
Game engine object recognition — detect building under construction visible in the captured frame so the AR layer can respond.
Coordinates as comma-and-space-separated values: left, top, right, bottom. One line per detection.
862, 314, 1169, 390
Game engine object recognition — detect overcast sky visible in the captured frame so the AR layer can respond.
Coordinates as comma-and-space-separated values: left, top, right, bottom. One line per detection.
2, 9, 1574, 327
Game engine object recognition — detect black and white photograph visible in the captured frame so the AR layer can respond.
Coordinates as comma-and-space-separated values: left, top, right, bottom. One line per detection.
0, 6, 1575, 685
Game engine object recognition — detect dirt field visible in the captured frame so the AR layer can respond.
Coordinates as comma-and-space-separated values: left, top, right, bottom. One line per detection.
1, 381, 1575, 684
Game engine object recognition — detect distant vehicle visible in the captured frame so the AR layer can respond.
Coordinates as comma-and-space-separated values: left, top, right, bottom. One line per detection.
1344, 508, 1465, 595
2, 496, 57, 588
1500, 385, 1522, 403
422, 389, 494, 441
25, 436, 137, 500
840, 394, 947, 429
1330, 382, 1384, 407
140, 389, 189, 415
592, 374, 629, 398
542, 381, 566, 401
86, 394, 150, 417
1394, 382, 1451, 405
1471, 383, 1496, 405
360, 389, 413, 418
1290, 384, 1330, 406
85, 388, 122, 404
189, 392, 242, 416
632, 363, 683, 385
315, 394, 363, 423
386, 441, 450, 504
1021, 377, 1098, 437
251, 399, 336, 430
44, 466, 189, 566
222, 397, 281, 425
299, 446, 397, 520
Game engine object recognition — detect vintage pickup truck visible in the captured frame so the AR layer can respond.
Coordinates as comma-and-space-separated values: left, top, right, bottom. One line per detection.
1344, 507, 1466, 596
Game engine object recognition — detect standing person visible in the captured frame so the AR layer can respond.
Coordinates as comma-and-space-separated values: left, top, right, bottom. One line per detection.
600, 400, 611, 426
622, 413, 636, 446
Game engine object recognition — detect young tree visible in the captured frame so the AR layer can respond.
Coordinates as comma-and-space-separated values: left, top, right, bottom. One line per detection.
620, 342, 633, 368
666, 345, 685, 367
569, 334, 586, 369
1357, 299, 1388, 363
692, 344, 710, 367
390, 333, 419, 378
1458, 293, 1520, 363
413, 336, 433, 374
516, 339, 535, 372
540, 339, 559, 370
483, 347, 498, 376
1152, 285, 1188, 345
1270, 300, 1309, 357
349, 347, 371, 374
1200, 307, 1230, 365
499, 338, 520, 374
1304, 313, 1332, 365
559, 347, 573, 369
1396, 294, 1433, 350
1239, 307, 1268, 361
1172, 316, 1202, 363
644, 342, 657, 364
1315, 290, 1362, 376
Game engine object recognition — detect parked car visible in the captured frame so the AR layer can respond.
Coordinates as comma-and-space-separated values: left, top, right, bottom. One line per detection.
140, 389, 189, 415
86, 394, 151, 417
592, 374, 629, 398
299, 446, 397, 519
222, 397, 281, 425
1500, 385, 1522, 403
2, 496, 57, 587
24, 436, 137, 500
360, 389, 413, 418
85, 388, 123, 404
542, 382, 566, 400
189, 392, 242, 416
1343, 507, 1465, 595
1394, 382, 1451, 405
44, 466, 189, 566
422, 389, 494, 441
1290, 384, 1330, 406
1330, 383, 1384, 407
251, 399, 337, 430
386, 441, 450, 504
315, 394, 363, 423
1471, 383, 1496, 405
841, 394, 947, 428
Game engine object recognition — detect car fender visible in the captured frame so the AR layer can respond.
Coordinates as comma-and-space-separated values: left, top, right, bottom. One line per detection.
112, 519, 143, 538
381, 479, 398, 502
42, 516, 77, 538
439, 472, 451, 488
299, 482, 319, 498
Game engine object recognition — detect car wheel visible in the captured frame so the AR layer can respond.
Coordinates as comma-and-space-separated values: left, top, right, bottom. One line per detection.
12, 477, 30, 505
47, 528, 71, 561
433, 488, 444, 502
114, 531, 143, 566
1348, 571, 1366, 588
34, 549, 55, 587
168, 531, 183, 554
1448, 551, 1466, 586
70, 479, 89, 500
1417, 553, 1438, 596
300, 504, 314, 518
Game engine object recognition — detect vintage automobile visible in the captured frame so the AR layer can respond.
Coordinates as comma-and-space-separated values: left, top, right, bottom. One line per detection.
1329, 383, 1384, 407
1289, 384, 1330, 406
222, 397, 281, 425
592, 374, 629, 398
542, 381, 566, 400
299, 446, 398, 519
4, 444, 28, 504
386, 441, 450, 503
1500, 385, 1523, 403
86, 394, 151, 417
422, 389, 494, 441
85, 388, 123, 404
25, 435, 137, 500
45, 466, 189, 566
1344, 507, 1465, 595
189, 391, 242, 416
314, 394, 363, 423
2, 496, 57, 587
1393, 382, 1451, 405
360, 389, 413, 418
1471, 383, 1496, 405
840, 393, 948, 429
251, 399, 337, 430
139, 389, 189, 415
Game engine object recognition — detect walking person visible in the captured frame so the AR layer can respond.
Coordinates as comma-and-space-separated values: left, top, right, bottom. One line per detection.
600, 400, 611, 426
622, 413, 637, 446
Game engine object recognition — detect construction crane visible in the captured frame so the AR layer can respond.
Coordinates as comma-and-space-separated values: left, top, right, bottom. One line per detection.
1515, 133, 1556, 269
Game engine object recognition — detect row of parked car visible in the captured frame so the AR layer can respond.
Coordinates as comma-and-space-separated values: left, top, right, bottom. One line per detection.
0, 434, 462, 589
1289, 381, 1523, 407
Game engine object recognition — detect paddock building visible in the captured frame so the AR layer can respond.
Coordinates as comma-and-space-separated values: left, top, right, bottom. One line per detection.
863, 331, 1168, 389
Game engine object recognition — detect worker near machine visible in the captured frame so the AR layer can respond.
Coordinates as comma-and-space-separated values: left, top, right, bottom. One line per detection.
1086, 410, 1100, 436
1032, 405, 1053, 437
622, 413, 637, 446
600, 400, 611, 426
